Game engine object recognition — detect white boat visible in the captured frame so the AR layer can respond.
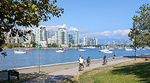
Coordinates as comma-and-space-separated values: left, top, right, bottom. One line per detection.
56, 50, 64, 52
103, 50, 113, 53
56, 48, 64, 52
99, 48, 109, 52
109, 47, 114, 51
78, 49, 86, 51
125, 48, 133, 51
14, 50, 27, 54
14, 42, 27, 54
118, 47, 123, 49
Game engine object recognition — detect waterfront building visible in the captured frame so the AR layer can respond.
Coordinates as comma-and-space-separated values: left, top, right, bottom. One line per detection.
74, 31, 79, 46
92, 38, 98, 45
57, 28, 68, 47
68, 34, 74, 44
88, 37, 91, 45
118, 40, 121, 45
33, 26, 50, 47
112, 40, 115, 45
83, 36, 88, 46
123, 39, 127, 45
107, 41, 110, 45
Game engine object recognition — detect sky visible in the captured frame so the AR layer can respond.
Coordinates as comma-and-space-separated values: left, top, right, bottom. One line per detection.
32, 0, 150, 44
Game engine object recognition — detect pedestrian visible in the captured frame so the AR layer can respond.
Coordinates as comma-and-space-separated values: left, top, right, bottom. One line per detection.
113, 51, 116, 59
103, 54, 107, 65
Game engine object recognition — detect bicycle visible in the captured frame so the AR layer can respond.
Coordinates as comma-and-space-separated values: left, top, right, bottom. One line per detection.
86, 61, 90, 67
102, 60, 108, 65
79, 63, 84, 71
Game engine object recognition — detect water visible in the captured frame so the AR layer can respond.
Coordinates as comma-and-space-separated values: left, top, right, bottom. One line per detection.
0, 48, 149, 70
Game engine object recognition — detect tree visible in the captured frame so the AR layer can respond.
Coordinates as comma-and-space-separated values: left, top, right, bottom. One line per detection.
51, 43, 58, 48
0, 0, 64, 55
30, 41, 37, 47
128, 3, 150, 48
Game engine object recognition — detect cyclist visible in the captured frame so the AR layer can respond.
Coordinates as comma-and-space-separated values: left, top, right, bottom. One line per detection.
79, 57, 85, 71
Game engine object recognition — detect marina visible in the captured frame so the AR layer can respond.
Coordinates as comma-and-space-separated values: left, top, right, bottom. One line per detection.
0, 48, 150, 70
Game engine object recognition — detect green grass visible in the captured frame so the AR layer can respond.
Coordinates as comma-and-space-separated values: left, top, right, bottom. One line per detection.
63, 59, 150, 83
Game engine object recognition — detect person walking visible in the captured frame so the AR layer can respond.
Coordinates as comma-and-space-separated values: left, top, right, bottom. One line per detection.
113, 51, 116, 59
103, 55, 107, 65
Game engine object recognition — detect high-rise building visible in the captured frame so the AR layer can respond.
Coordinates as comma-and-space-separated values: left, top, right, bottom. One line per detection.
83, 36, 88, 46
112, 40, 115, 45
123, 39, 127, 45
118, 40, 121, 45
74, 31, 79, 46
33, 26, 50, 47
88, 37, 91, 45
68, 34, 74, 44
107, 41, 110, 45
92, 38, 98, 45
57, 28, 68, 47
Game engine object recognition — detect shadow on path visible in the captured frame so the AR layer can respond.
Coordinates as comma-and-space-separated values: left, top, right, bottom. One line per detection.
22, 74, 69, 83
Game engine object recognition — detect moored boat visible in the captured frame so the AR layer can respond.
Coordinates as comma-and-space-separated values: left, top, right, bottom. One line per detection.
14, 50, 27, 54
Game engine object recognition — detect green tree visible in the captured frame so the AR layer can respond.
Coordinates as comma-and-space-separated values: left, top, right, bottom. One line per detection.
6, 43, 13, 48
0, 0, 64, 55
128, 3, 150, 48
30, 41, 37, 47
47, 44, 51, 48
51, 43, 58, 48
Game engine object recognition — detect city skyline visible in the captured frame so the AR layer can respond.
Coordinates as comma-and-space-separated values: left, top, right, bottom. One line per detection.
36, 1, 150, 40
20, 0, 150, 44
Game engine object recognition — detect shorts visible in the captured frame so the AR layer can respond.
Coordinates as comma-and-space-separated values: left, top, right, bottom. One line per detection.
80, 63, 83, 66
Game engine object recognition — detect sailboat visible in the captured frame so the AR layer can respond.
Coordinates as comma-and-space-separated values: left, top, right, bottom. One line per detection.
56, 48, 64, 52
14, 43, 27, 54
56, 40, 64, 52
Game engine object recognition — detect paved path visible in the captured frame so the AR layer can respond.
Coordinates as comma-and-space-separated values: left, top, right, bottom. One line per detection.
22, 58, 134, 83
0, 54, 150, 83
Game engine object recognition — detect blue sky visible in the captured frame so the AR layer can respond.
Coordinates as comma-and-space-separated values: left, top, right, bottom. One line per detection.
36, 0, 150, 44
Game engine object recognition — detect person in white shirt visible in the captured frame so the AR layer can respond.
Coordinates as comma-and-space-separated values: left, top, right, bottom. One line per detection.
79, 57, 85, 70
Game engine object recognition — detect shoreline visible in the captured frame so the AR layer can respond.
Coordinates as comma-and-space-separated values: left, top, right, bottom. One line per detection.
1, 53, 150, 73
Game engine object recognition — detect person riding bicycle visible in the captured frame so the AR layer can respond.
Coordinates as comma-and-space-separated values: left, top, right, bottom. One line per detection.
87, 57, 91, 66
79, 57, 84, 70
103, 55, 107, 64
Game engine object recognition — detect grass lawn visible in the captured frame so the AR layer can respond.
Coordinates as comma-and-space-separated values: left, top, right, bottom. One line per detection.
63, 59, 150, 83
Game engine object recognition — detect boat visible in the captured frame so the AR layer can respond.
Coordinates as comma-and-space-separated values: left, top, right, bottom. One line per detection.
103, 50, 113, 53
118, 47, 123, 49
14, 50, 27, 54
56, 48, 64, 52
99, 48, 109, 52
108, 47, 114, 51
14, 43, 27, 54
125, 47, 133, 51
78, 48, 86, 51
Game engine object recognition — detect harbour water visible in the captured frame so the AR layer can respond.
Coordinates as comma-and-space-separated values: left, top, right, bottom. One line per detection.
0, 48, 149, 70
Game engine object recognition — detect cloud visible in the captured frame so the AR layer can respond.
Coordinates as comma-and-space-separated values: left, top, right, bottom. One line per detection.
79, 29, 130, 39
68, 27, 79, 31
46, 24, 67, 31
